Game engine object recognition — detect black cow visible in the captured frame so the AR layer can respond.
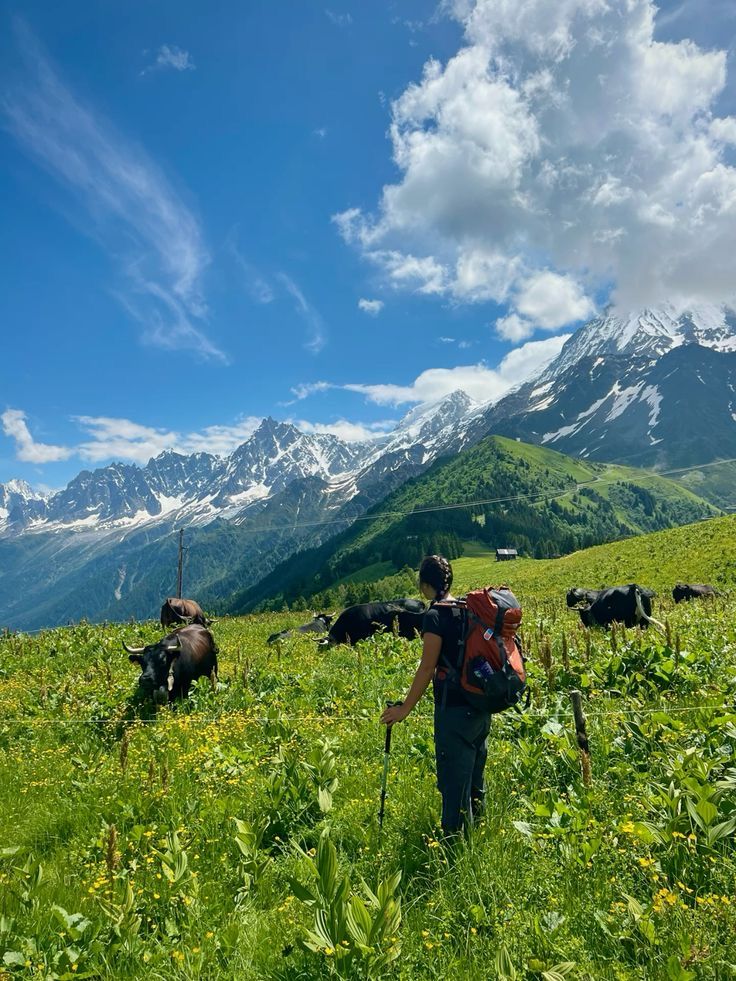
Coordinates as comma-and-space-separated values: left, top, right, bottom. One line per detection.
567, 588, 607, 608
267, 613, 334, 645
124, 624, 218, 703
327, 599, 426, 646
160, 597, 210, 629
578, 584, 664, 631
673, 583, 720, 603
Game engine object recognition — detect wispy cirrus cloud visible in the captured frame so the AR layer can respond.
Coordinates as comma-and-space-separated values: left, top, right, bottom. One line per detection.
288, 381, 333, 402
227, 231, 275, 305
278, 273, 327, 353
325, 10, 352, 27
1, 408, 262, 466
438, 336, 473, 349
142, 44, 196, 75
3, 22, 225, 362
655, 0, 736, 30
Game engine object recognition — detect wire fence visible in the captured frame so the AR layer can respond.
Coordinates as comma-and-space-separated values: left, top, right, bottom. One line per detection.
0, 700, 731, 727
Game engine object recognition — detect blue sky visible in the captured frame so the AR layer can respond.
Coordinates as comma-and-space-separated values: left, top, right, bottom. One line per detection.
2, 0, 736, 487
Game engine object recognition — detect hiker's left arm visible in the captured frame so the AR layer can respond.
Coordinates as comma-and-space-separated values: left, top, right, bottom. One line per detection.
381, 632, 442, 725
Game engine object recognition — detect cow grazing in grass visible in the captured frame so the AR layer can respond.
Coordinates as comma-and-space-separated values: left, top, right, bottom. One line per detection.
578, 584, 664, 631
327, 599, 426, 646
124, 624, 218, 703
567, 587, 607, 608
672, 583, 720, 603
160, 597, 210, 629
267, 613, 334, 645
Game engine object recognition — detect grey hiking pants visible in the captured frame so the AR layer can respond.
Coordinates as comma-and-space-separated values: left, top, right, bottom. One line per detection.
434, 703, 492, 835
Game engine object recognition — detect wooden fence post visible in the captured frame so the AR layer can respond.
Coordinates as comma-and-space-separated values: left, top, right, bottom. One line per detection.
570, 689, 591, 787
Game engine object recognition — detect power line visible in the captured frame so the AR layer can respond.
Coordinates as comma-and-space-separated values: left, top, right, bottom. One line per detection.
2, 453, 733, 636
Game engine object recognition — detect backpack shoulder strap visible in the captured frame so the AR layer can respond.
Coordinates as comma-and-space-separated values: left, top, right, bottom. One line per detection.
431, 600, 468, 674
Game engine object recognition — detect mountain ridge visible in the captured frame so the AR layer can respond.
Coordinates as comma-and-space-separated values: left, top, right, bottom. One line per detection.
229, 434, 719, 613
474, 305, 736, 470
2, 303, 735, 629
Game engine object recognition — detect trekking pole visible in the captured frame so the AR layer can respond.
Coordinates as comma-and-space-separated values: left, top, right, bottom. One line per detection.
379, 701, 403, 830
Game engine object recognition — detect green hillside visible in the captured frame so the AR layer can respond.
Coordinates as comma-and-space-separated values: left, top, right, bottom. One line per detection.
671, 458, 736, 510
292, 512, 735, 616
450, 513, 736, 600
234, 435, 718, 612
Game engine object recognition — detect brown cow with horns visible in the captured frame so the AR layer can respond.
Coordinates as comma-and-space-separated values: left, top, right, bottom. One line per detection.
160, 597, 210, 629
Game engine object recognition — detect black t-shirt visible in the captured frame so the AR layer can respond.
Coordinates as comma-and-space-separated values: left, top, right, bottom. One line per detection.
422, 602, 467, 707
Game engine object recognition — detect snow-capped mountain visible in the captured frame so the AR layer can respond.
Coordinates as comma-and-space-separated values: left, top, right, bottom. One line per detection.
2, 303, 735, 631
212, 418, 364, 510
478, 305, 736, 469
0, 395, 481, 542
0, 479, 48, 534
550, 304, 736, 375
384, 390, 478, 451
0, 394, 484, 629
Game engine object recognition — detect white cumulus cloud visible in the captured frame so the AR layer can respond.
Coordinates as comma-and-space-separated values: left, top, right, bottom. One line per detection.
296, 334, 571, 407
73, 416, 263, 462
292, 419, 396, 442
1, 409, 73, 464
358, 298, 384, 315
335, 0, 736, 325
495, 313, 535, 342
515, 271, 596, 330
1, 409, 262, 467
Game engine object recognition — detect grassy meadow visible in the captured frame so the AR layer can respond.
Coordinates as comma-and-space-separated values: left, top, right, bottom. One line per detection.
451, 514, 736, 599
1, 516, 736, 979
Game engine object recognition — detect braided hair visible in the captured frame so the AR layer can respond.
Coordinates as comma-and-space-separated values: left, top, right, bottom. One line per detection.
418, 554, 453, 601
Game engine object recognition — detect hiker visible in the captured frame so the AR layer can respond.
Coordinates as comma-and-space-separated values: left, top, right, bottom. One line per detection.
380, 554, 491, 839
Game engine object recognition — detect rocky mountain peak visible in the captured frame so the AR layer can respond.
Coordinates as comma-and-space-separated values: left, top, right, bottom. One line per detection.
480, 303, 736, 470
545, 303, 736, 380
1, 479, 45, 501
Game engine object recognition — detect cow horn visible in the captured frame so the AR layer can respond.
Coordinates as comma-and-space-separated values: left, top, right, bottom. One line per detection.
122, 642, 145, 654
165, 636, 182, 652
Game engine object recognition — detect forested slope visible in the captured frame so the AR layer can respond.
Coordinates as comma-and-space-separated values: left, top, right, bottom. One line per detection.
232, 436, 717, 612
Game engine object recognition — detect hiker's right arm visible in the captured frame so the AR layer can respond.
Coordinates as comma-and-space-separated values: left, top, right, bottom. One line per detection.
381, 632, 441, 725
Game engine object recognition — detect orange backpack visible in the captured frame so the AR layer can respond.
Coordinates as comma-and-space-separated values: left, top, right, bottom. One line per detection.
435, 587, 526, 713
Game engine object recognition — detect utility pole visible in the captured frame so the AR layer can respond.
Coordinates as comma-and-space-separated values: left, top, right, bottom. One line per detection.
176, 529, 184, 599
